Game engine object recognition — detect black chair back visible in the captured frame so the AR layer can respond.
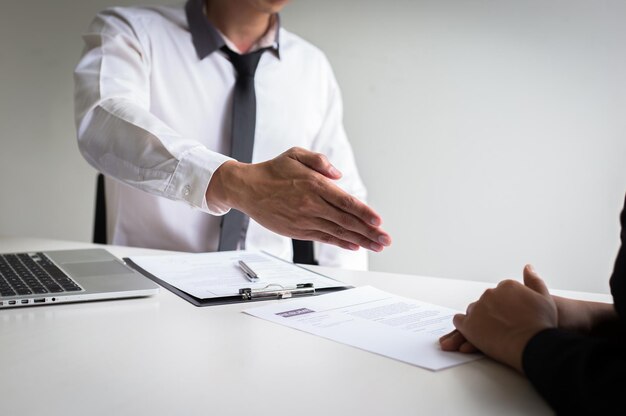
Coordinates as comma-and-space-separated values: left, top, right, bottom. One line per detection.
93, 174, 107, 244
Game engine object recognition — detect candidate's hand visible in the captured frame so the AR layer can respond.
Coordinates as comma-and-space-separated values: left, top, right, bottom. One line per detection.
440, 265, 617, 354
206, 147, 392, 252
441, 265, 557, 372
442, 297, 616, 355
440, 265, 551, 353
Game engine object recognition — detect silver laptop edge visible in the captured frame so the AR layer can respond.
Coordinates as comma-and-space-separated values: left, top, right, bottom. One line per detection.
0, 248, 159, 309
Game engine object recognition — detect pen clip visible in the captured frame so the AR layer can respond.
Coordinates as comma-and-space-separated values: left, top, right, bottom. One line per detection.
239, 283, 315, 300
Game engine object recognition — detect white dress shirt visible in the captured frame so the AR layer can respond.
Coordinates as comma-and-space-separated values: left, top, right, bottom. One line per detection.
74, 0, 368, 270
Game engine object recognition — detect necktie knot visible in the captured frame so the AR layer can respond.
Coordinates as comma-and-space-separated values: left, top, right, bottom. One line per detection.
222, 46, 267, 78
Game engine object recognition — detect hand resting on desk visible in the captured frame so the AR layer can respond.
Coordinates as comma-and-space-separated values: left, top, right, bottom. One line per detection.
440, 265, 558, 372
439, 265, 617, 372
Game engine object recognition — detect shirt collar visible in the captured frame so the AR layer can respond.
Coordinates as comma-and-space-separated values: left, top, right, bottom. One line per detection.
185, 0, 281, 60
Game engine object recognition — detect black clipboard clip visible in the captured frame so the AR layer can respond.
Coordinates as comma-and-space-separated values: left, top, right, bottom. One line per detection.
239, 283, 315, 300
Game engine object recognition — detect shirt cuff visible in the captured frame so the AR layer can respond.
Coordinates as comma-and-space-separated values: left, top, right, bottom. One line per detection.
165, 145, 233, 215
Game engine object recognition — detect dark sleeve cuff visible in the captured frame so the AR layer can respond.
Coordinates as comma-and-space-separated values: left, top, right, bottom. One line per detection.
522, 327, 626, 415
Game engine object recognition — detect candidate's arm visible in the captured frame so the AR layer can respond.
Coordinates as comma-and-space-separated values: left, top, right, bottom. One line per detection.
523, 206, 626, 415
449, 266, 559, 372
548, 295, 618, 334
522, 326, 626, 414
440, 293, 618, 354
443, 225, 626, 414
440, 276, 626, 415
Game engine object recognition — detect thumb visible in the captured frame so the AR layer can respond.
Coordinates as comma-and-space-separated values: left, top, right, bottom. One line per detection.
290, 148, 342, 180
523, 264, 550, 297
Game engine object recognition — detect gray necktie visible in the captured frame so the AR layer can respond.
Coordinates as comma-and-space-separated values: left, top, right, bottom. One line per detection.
218, 46, 268, 251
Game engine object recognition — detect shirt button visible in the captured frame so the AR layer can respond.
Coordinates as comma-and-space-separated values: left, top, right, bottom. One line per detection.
183, 185, 191, 196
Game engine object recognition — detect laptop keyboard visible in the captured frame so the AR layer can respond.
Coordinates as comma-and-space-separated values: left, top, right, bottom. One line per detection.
0, 253, 82, 297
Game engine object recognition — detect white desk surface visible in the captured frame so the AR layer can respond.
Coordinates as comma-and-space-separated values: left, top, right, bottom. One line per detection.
0, 237, 611, 416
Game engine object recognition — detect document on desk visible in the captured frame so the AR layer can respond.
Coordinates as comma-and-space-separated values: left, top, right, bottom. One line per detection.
127, 251, 345, 299
244, 286, 482, 371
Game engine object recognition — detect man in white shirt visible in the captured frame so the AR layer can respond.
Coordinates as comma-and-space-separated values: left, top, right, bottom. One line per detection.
74, 0, 391, 269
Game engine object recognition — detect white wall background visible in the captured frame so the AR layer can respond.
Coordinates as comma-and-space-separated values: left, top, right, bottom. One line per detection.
1, 0, 625, 293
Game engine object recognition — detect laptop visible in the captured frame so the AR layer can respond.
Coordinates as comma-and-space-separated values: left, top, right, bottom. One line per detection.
0, 248, 159, 308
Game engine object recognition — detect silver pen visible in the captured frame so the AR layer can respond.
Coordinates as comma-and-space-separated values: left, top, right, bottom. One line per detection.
238, 260, 259, 282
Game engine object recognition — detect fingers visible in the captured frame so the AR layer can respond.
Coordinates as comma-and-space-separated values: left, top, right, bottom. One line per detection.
311, 218, 385, 252
304, 230, 360, 251
439, 330, 457, 343
440, 304, 475, 350
439, 330, 466, 351
452, 313, 466, 331
459, 341, 479, 353
289, 147, 342, 180
466, 301, 476, 315
311, 201, 389, 250
320, 181, 385, 228
291, 161, 390, 249
440, 328, 479, 353
283, 148, 377, 223
266, 147, 391, 251
523, 264, 550, 297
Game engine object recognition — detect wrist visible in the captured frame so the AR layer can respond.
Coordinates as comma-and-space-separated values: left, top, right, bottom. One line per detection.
503, 324, 555, 373
206, 160, 245, 211
553, 297, 616, 334
587, 301, 618, 329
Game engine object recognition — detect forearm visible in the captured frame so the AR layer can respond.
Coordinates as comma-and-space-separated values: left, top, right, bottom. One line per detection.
77, 99, 231, 212
553, 295, 618, 334
585, 300, 619, 330
585, 301, 620, 337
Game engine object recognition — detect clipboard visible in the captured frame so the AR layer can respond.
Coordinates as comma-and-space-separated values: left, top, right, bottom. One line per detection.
123, 252, 352, 307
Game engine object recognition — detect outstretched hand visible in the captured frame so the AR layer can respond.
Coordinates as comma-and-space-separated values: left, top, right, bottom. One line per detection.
440, 265, 558, 372
206, 147, 392, 252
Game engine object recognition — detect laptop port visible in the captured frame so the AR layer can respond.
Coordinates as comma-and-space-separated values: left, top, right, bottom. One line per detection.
34, 298, 45, 303
8, 300, 16, 305
21, 299, 29, 304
